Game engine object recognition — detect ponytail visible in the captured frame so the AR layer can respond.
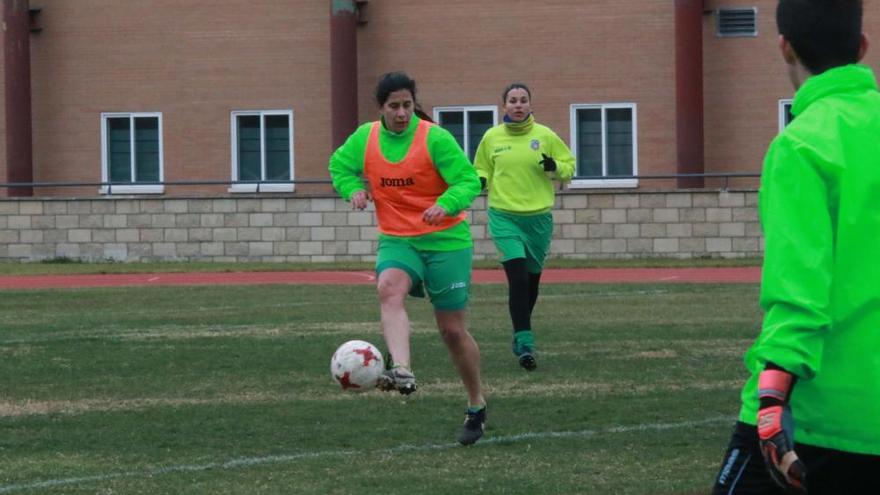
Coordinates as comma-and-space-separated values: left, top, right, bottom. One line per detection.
414, 105, 434, 123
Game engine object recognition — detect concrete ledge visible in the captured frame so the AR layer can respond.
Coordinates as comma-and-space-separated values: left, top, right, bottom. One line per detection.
0, 190, 762, 262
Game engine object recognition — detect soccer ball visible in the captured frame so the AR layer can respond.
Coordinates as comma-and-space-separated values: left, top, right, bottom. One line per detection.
330, 340, 384, 392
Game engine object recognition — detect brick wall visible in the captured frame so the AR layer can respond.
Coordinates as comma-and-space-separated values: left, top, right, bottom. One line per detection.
0, 19, 6, 185
27, 0, 332, 197
0, 190, 762, 262
359, 0, 679, 182
6, 1, 880, 198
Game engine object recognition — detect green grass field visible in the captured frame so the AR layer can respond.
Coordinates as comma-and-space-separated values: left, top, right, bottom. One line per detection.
0, 282, 761, 494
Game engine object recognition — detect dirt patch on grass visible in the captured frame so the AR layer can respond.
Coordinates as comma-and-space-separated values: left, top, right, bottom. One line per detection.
99, 321, 413, 341
0, 377, 745, 418
390, 378, 744, 398
627, 349, 679, 359
0, 392, 284, 418
0, 345, 35, 357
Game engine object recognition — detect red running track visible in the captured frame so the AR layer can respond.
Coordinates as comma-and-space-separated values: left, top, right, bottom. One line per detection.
0, 267, 760, 290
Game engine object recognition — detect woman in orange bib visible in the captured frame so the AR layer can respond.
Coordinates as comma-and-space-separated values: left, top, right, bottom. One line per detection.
329, 72, 486, 445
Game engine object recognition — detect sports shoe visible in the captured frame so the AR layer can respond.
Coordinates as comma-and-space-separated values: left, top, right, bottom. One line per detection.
518, 352, 536, 371
512, 331, 537, 371
457, 405, 487, 445
376, 366, 417, 395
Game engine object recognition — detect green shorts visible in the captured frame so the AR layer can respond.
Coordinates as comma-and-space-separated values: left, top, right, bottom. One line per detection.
487, 208, 553, 273
375, 238, 473, 311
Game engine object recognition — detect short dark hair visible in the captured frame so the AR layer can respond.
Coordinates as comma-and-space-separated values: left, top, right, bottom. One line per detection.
502, 82, 531, 102
375, 71, 417, 106
776, 0, 863, 74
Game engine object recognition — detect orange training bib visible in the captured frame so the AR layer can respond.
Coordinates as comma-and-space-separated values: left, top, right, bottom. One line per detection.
364, 120, 465, 236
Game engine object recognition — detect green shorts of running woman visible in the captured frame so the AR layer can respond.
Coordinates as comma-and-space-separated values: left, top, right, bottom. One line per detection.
487, 207, 553, 274
375, 237, 473, 311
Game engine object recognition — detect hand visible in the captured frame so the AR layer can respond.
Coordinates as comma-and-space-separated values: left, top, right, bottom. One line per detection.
422, 204, 448, 225
757, 366, 807, 494
540, 153, 557, 172
350, 190, 371, 210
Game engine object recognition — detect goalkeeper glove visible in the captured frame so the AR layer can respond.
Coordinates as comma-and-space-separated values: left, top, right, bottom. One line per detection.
540, 153, 557, 172
757, 364, 807, 494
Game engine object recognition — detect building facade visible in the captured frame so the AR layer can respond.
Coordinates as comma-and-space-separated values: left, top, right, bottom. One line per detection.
2, 0, 879, 199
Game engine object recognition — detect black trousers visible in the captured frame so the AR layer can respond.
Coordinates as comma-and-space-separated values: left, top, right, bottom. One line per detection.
712, 421, 880, 495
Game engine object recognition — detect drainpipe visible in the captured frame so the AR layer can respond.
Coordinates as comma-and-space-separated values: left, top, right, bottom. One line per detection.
675, 0, 705, 189
3, 0, 33, 196
330, 0, 359, 150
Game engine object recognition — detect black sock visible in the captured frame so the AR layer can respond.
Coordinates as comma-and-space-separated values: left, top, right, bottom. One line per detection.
502, 258, 531, 332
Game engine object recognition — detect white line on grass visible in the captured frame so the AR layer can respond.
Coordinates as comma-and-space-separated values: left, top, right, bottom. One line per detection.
0, 415, 733, 493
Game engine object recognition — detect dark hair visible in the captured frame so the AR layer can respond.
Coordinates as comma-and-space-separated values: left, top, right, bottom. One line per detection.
776, 0, 863, 74
413, 106, 434, 123
374, 71, 434, 122
375, 71, 417, 106
502, 82, 531, 102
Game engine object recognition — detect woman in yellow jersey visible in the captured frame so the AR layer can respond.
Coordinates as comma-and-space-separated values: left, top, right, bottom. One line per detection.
329, 72, 486, 445
473, 83, 574, 371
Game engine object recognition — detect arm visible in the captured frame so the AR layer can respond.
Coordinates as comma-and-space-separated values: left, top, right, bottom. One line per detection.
472, 132, 494, 191
754, 137, 834, 379
328, 124, 371, 202
545, 131, 575, 182
751, 137, 834, 494
428, 126, 481, 216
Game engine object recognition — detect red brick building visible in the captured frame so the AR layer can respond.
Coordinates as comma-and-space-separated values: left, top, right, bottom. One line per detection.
2, 0, 879, 198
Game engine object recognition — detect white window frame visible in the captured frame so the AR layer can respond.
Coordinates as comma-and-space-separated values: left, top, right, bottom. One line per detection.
569, 103, 638, 189
100, 112, 165, 195
778, 99, 793, 132
432, 105, 498, 158
229, 110, 295, 193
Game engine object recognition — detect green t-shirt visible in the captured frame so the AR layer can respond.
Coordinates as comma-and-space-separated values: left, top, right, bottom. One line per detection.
328, 116, 480, 251
473, 114, 575, 214
738, 64, 880, 455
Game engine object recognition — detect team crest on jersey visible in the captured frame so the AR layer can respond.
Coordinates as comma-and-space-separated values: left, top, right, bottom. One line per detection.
530, 139, 540, 150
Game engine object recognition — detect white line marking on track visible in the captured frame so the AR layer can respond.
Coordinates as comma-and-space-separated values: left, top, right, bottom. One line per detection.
147, 277, 160, 282
0, 415, 733, 493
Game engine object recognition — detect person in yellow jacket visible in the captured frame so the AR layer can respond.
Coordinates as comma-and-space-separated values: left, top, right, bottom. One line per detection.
329, 72, 486, 445
473, 83, 574, 371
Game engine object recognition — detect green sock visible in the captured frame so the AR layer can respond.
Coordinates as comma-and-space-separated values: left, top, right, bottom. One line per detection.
514, 330, 535, 347
467, 405, 485, 413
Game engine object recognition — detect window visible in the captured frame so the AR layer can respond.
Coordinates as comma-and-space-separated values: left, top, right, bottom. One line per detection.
230, 110, 294, 192
716, 8, 758, 37
100, 113, 163, 194
569, 103, 638, 188
433, 106, 497, 162
778, 99, 793, 131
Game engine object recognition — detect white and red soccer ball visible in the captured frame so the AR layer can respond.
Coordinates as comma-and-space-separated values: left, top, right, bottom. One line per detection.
330, 340, 384, 392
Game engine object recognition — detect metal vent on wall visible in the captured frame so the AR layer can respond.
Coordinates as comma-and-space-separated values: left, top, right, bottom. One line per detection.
716, 8, 757, 37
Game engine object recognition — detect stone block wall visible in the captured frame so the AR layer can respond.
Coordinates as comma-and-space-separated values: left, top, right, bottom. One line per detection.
0, 190, 762, 262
